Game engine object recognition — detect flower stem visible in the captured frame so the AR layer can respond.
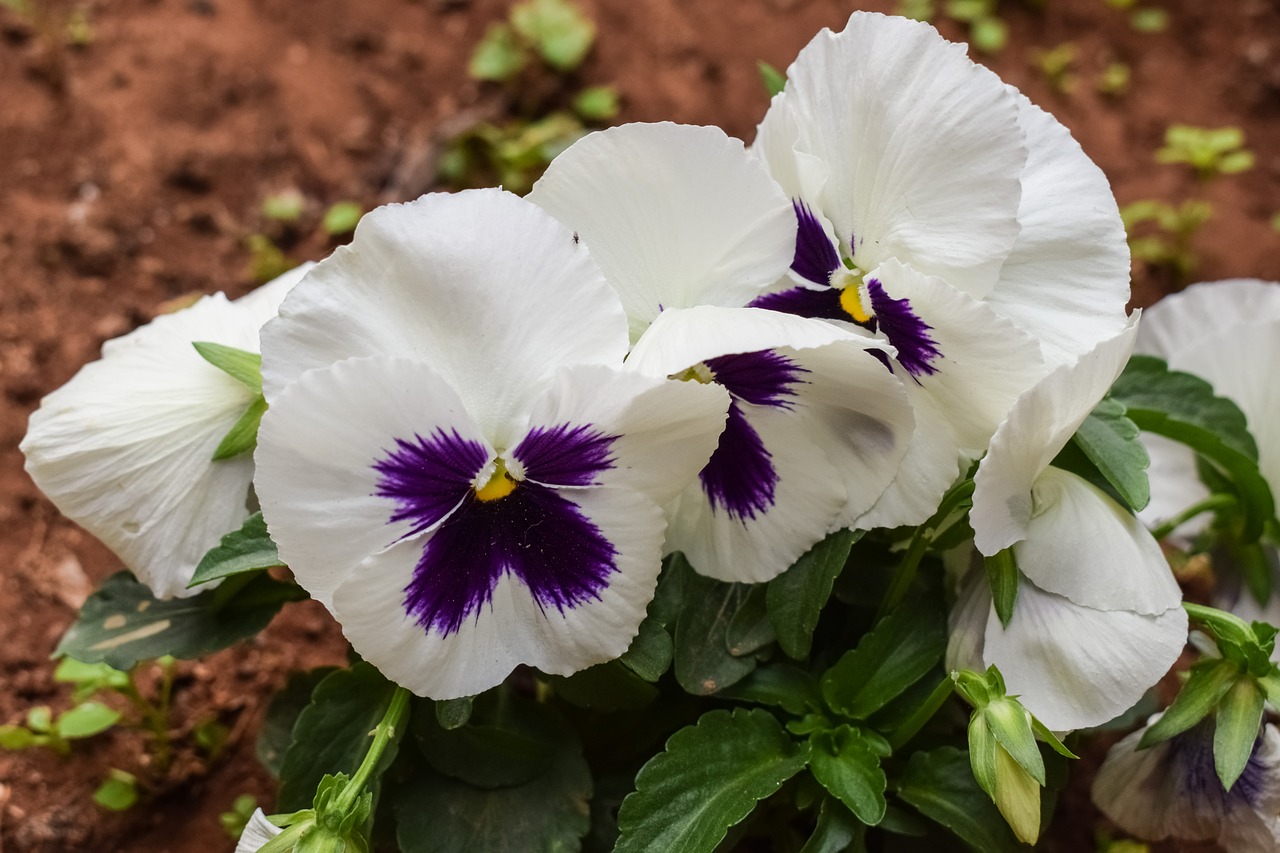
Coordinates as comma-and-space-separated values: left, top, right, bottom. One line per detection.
1150, 493, 1236, 541
334, 686, 411, 814
887, 676, 954, 750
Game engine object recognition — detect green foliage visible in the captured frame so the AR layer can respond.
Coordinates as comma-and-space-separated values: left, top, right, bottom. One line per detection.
571, 85, 619, 121
945, 0, 1007, 54
470, 0, 595, 82
94, 769, 139, 811
0, 700, 121, 755
1070, 396, 1151, 512
1030, 42, 1077, 94
470, 23, 527, 82
807, 725, 888, 824
440, 112, 587, 195
897, 747, 1024, 853
258, 667, 338, 777
619, 554, 684, 681
615, 709, 809, 853
983, 549, 1019, 629
1098, 61, 1130, 96
192, 341, 263, 391
674, 567, 761, 695
1129, 7, 1169, 32
767, 529, 861, 660
1157, 125, 1254, 180
245, 233, 294, 284
262, 189, 306, 223
758, 61, 787, 97
896, 0, 937, 22
220, 794, 259, 840
322, 201, 363, 236
65, 6, 92, 46
57, 572, 305, 671
1121, 198, 1212, 285
190, 512, 282, 588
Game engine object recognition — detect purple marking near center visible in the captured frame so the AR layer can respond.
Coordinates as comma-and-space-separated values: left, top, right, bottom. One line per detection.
372, 422, 619, 636
790, 199, 841, 285
866, 278, 941, 378
697, 350, 808, 521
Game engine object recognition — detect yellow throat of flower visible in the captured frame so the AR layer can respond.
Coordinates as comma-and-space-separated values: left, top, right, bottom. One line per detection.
475, 458, 518, 502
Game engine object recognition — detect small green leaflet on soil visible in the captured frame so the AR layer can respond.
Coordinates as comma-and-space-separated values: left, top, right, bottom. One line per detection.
510, 0, 596, 70
56, 572, 305, 671
615, 708, 809, 853
767, 529, 861, 660
189, 512, 283, 587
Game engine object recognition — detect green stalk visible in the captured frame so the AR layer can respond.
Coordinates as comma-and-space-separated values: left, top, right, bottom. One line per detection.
334, 686, 411, 814
887, 676, 955, 751
1150, 493, 1236, 541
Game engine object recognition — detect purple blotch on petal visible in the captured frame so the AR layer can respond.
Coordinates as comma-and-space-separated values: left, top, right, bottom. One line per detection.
867, 278, 942, 378
515, 423, 615, 486
748, 285, 846, 321
790, 199, 841, 286
374, 429, 488, 539
403, 484, 617, 636
706, 350, 808, 409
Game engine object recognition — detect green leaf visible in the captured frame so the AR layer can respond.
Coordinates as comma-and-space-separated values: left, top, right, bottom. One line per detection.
26, 706, 52, 733
547, 659, 658, 711
799, 797, 862, 853
190, 512, 282, 587
414, 689, 563, 789
571, 85, 619, 121
616, 708, 809, 853
896, 747, 1024, 853
277, 663, 402, 812
257, 667, 337, 777
758, 61, 787, 97
725, 583, 776, 657
53, 657, 131, 702
511, 0, 596, 71
808, 726, 887, 825
1111, 356, 1276, 542
56, 572, 304, 670
821, 593, 946, 719
94, 769, 138, 811
435, 696, 474, 730
212, 395, 267, 461
620, 554, 684, 681
1070, 397, 1150, 511
969, 15, 1008, 54
469, 23, 527, 82
1140, 658, 1241, 748
394, 706, 591, 853
262, 190, 305, 223
717, 664, 822, 716
0, 725, 36, 750
56, 702, 122, 739
674, 568, 759, 695
192, 341, 263, 392
1214, 677, 1266, 790
767, 530, 860, 659
983, 549, 1019, 629
322, 201, 362, 236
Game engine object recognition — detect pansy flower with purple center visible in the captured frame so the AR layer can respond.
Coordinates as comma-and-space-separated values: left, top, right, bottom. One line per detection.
530, 123, 915, 583
252, 190, 730, 699
751, 12, 1132, 528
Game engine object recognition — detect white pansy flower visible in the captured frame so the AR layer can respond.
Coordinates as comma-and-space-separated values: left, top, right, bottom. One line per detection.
21, 264, 312, 599
1093, 718, 1280, 851
952, 320, 1187, 730
751, 11, 1129, 527
254, 190, 730, 699
528, 121, 915, 583
234, 809, 283, 853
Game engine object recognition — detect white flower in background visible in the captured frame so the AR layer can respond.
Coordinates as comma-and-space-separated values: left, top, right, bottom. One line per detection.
528, 121, 915, 583
20, 264, 312, 600
750, 11, 1129, 528
951, 320, 1187, 731
234, 808, 282, 853
254, 190, 730, 699
1093, 718, 1280, 850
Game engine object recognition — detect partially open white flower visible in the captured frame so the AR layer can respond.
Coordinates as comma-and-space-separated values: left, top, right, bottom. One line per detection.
1093, 718, 1280, 850
21, 264, 312, 599
529, 121, 915, 583
234, 808, 283, 853
953, 320, 1187, 731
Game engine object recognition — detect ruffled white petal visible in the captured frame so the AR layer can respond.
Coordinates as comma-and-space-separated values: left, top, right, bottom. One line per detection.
971, 318, 1139, 556
750, 93, 829, 209
521, 364, 730, 506
21, 294, 268, 599
1136, 279, 1280, 361
1014, 467, 1181, 614
254, 356, 493, 609
983, 579, 1186, 731
984, 93, 1130, 367
757, 11, 1025, 298
235, 809, 282, 853
260, 189, 628, 443
331, 485, 665, 699
528, 123, 795, 339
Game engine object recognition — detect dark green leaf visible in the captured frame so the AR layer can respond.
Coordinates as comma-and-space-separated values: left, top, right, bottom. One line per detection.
808, 726, 887, 824
192, 341, 262, 391
1111, 355, 1275, 541
189, 512, 282, 587
674, 570, 758, 695
413, 689, 559, 789
1215, 677, 1266, 790
435, 696, 474, 730
615, 709, 809, 853
257, 667, 337, 777
1070, 397, 1150, 511
56, 572, 304, 670
718, 665, 822, 715
278, 663, 401, 812
758, 61, 787, 97
620, 555, 685, 682
821, 593, 946, 719
394, 705, 591, 853
726, 583, 776, 657
56, 702, 122, 739
800, 797, 862, 853
212, 395, 267, 461
983, 549, 1019, 629
767, 530, 861, 659
1140, 658, 1240, 748
896, 747, 1024, 853
547, 659, 658, 711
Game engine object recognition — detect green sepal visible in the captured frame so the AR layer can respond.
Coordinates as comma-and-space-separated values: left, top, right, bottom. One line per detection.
758, 61, 786, 97
1139, 657, 1241, 748
983, 549, 1019, 629
1214, 677, 1266, 790
212, 395, 268, 461
192, 341, 263, 391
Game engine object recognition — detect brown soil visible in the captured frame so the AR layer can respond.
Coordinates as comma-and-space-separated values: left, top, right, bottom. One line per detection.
1, 0, 1277, 850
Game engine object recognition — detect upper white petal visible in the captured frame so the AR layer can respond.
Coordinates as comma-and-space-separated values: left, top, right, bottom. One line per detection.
983, 579, 1186, 731
21, 294, 264, 599
971, 318, 1139, 555
1014, 467, 1182, 614
984, 92, 1130, 367
528, 122, 795, 339
1136, 278, 1280, 360
260, 189, 628, 440
757, 11, 1025, 298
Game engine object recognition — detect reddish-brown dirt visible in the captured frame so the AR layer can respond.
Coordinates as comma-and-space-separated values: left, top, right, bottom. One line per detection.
1, 0, 1277, 850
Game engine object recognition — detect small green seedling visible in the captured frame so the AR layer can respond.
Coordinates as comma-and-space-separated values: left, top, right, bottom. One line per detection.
322, 201, 362, 236
262, 189, 306, 223
1129, 7, 1168, 32
1121, 198, 1213, 286
442, 112, 586, 195
895, 0, 937, 22
1157, 125, 1254, 180
220, 794, 260, 839
945, 0, 1007, 54
0, 701, 121, 756
1031, 42, 1077, 94
245, 234, 293, 284
571, 85, 619, 122
470, 0, 596, 82
1098, 62, 1130, 97
54, 655, 181, 772
94, 769, 139, 811
65, 6, 92, 46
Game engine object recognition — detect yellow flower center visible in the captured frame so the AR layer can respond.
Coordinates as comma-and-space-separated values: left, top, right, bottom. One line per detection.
671, 362, 716, 384
475, 458, 518, 502
829, 267, 872, 324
